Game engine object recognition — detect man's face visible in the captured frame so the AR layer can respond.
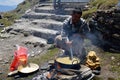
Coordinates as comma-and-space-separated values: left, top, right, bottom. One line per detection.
72, 13, 81, 24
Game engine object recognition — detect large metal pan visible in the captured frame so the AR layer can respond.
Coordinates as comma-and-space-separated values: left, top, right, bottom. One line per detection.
55, 56, 80, 70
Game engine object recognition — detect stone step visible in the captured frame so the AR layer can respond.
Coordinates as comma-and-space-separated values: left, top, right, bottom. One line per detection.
14, 18, 63, 30
23, 35, 47, 44
34, 6, 73, 15
29, 27, 58, 39
22, 12, 69, 22
30, 19, 63, 30
12, 22, 58, 40
35, 2, 53, 7
13, 24, 58, 39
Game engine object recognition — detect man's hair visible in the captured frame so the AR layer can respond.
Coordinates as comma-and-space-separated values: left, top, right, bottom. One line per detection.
72, 7, 82, 15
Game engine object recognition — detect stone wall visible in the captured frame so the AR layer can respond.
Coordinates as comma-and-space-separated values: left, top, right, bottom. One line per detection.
89, 8, 120, 52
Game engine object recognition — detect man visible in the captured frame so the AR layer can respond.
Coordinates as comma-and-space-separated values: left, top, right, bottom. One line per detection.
55, 8, 90, 64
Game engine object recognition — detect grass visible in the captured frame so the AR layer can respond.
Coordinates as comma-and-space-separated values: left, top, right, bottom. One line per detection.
109, 53, 120, 76
82, 0, 118, 19
28, 47, 59, 65
0, 0, 40, 27
0, 12, 18, 27
82, 7, 97, 19
1, 0, 118, 26
90, 0, 118, 9
91, 51, 120, 80
102, 52, 120, 78
92, 76, 103, 80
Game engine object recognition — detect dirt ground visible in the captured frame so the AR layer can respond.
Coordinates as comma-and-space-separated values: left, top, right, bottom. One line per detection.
0, 32, 120, 80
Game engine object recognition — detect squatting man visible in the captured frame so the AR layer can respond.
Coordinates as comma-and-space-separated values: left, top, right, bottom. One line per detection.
55, 8, 90, 64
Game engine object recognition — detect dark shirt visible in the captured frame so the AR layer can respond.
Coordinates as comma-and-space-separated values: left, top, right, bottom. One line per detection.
62, 16, 90, 37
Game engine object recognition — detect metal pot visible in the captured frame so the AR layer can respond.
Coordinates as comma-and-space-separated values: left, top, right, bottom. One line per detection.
55, 56, 80, 70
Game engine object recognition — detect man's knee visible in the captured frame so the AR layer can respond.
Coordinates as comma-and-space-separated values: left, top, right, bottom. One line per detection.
55, 35, 62, 41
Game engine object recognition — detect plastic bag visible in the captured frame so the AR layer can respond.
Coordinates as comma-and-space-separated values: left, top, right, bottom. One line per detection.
10, 46, 28, 71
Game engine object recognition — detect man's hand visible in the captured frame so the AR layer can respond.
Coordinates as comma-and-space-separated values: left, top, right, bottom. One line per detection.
55, 35, 62, 40
66, 40, 73, 46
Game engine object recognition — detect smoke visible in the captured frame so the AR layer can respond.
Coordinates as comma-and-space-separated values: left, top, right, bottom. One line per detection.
55, 31, 109, 62
85, 31, 108, 51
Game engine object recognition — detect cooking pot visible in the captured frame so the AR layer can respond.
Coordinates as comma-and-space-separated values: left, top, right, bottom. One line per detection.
55, 57, 80, 70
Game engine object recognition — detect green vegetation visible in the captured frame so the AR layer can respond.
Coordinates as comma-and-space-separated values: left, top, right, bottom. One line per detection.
93, 76, 103, 80
0, 0, 118, 26
102, 52, 120, 78
82, 0, 118, 18
82, 7, 97, 19
0, 0, 40, 27
14, 0, 39, 14
29, 47, 59, 65
0, 13, 18, 26
90, 0, 118, 9
109, 54, 120, 76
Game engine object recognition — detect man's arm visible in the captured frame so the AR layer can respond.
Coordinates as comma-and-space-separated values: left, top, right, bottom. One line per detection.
62, 16, 71, 37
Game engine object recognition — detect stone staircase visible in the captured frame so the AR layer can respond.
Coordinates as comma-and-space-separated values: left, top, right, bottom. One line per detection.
10, 2, 70, 45
34, 4, 74, 15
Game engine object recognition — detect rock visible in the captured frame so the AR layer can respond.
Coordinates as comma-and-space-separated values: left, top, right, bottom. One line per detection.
117, 63, 120, 66
33, 42, 40, 47
40, 63, 50, 70
38, 50, 42, 53
0, 71, 2, 74
23, 32, 30, 37
0, 58, 2, 61
48, 60, 54, 65
4, 27, 13, 33
1, 30, 6, 33
89, 8, 120, 52
13, 29, 23, 33
31, 21, 38, 25
0, 33, 10, 39
14, 19, 23, 23
32, 74, 48, 80
32, 51, 35, 54
24, 41, 32, 45
112, 34, 120, 40
9, 30, 18, 35
0, 23, 4, 28
0, 14, 2, 19
4, 60, 9, 64
39, 43, 45, 47
31, 54, 35, 57
111, 56, 115, 60
116, 1, 120, 10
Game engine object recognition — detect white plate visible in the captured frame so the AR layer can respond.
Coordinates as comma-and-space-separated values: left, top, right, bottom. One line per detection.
18, 63, 39, 74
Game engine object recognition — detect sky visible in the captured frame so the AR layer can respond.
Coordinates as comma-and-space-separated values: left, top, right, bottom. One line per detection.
0, 0, 24, 6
